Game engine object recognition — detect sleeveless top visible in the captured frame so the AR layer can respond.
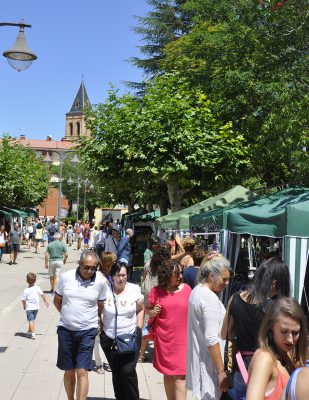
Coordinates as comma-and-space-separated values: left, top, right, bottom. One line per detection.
231, 292, 271, 352
265, 371, 289, 400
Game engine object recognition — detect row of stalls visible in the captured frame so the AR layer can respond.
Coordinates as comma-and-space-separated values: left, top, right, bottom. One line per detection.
155, 186, 309, 309
0, 206, 38, 249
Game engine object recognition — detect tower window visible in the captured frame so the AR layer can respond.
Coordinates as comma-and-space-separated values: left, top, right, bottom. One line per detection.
76, 122, 81, 136
69, 123, 73, 136
75, 100, 80, 108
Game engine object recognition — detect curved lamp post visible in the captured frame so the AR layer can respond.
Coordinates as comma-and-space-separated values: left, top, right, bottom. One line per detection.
0, 20, 37, 71
43, 151, 79, 223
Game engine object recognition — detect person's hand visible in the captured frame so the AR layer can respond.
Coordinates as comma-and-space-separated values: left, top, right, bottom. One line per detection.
218, 371, 229, 392
153, 304, 161, 316
45, 264, 48, 269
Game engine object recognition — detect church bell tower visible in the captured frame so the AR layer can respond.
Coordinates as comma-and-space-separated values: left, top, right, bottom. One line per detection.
65, 80, 91, 141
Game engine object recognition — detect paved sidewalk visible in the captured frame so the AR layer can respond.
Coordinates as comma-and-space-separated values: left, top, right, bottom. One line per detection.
0, 243, 165, 400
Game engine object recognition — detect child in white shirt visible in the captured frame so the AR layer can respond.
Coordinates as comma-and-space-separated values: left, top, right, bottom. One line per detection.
21, 272, 49, 339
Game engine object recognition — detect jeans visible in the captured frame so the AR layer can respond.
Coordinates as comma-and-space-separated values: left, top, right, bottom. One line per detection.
100, 329, 141, 400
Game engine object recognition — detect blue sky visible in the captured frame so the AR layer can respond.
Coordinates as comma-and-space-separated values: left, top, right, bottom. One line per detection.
1, 0, 150, 140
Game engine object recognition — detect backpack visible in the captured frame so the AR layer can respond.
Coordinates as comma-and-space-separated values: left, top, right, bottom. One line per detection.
48, 225, 57, 235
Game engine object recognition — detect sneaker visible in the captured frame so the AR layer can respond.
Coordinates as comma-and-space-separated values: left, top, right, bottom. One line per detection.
31, 333, 36, 340
26, 332, 32, 338
8, 261, 12, 265
13, 262, 17, 265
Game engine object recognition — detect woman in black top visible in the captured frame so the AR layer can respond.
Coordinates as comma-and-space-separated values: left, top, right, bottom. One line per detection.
221, 257, 291, 396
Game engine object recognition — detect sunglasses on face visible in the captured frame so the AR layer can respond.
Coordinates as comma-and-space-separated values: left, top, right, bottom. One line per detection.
82, 265, 97, 272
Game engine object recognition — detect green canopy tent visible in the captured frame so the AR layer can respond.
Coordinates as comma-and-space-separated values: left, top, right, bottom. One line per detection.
156, 185, 256, 230
0, 206, 28, 218
132, 210, 160, 223
223, 187, 309, 302
0, 207, 13, 218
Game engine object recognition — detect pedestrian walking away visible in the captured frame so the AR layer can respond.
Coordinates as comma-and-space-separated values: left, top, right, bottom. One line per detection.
8, 222, 22, 265
45, 232, 68, 294
53, 250, 107, 400
21, 272, 49, 340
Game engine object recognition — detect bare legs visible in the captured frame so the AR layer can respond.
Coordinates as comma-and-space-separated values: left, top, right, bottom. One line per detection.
164, 375, 187, 400
49, 275, 60, 292
64, 369, 89, 400
139, 337, 150, 361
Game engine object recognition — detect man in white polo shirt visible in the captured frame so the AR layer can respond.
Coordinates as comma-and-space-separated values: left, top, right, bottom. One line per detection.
54, 250, 107, 400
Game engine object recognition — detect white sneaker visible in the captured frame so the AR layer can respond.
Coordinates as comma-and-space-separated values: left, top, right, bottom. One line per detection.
31, 333, 36, 340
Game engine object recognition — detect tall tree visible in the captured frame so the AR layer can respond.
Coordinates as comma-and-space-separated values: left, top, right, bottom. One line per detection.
130, 0, 191, 75
161, 0, 309, 188
0, 136, 49, 207
81, 74, 247, 213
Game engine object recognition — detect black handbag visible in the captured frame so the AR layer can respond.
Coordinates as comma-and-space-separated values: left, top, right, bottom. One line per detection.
112, 291, 137, 354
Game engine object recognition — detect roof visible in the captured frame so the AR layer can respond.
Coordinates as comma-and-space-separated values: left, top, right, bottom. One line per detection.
156, 185, 257, 230
17, 138, 75, 151
67, 80, 91, 116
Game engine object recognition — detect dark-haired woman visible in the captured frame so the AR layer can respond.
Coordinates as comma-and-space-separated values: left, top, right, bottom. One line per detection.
147, 260, 191, 400
222, 257, 291, 398
100, 263, 144, 400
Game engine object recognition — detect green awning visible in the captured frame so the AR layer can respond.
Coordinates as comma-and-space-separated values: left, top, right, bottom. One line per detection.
224, 187, 309, 237
156, 185, 256, 230
0, 206, 12, 218
24, 208, 38, 218
133, 210, 160, 223
0, 206, 28, 218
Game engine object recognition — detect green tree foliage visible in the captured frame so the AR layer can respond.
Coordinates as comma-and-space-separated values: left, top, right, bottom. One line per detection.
161, 0, 309, 188
81, 74, 247, 212
0, 136, 49, 207
129, 0, 191, 75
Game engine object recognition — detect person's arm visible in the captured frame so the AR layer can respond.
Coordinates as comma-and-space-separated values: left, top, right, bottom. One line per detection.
202, 296, 229, 392
246, 350, 275, 400
171, 234, 185, 260
22, 300, 26, 310
44, 250, 49, 269
41, 293, 49, 308
63, 251, 68, 264
136, 301, 145, 329
53, 293, 62, 312
221, 294, 235, 340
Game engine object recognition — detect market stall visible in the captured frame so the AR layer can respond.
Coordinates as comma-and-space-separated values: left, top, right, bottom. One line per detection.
223, 187, 309, 302
156, 185, 256, 230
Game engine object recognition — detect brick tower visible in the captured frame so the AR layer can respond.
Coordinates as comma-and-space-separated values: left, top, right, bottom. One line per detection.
65, 80, 91, 140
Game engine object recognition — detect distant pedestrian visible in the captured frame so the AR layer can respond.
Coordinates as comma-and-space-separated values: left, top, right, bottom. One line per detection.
45, 233, 68, 294
34, 221, 44, 253
47, 219, 58, 243
0, 225, 7, 262
54, 250, 107, 400
66, 225, 74, 246
21, 272, 49, 340
105, 228, 119, 257
8, 222, 22, 265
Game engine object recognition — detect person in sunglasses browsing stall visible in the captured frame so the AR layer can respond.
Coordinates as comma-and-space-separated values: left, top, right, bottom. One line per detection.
54, 250, 108, 400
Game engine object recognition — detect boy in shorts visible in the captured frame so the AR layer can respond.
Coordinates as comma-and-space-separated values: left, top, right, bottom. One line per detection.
21, 272, 49, 339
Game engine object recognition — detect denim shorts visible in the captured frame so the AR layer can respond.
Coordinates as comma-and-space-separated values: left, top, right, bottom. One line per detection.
26, 309, 38, 321
56, 326, 97, 371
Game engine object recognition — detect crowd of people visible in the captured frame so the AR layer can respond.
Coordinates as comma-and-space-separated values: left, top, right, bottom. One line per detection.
2, 214, 308, 400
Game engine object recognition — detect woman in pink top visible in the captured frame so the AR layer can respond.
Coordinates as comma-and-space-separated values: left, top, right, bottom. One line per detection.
147, 259, 191, 400
247, 297, 308, 400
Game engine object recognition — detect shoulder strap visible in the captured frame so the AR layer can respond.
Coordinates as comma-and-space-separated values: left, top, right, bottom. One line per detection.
285, 368, 301, 400
112, 290, 118, 340
236, 351, 249, 384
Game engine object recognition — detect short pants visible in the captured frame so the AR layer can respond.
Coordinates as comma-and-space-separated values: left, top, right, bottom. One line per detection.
56, 326, 97, 370
26, 309, 38, 321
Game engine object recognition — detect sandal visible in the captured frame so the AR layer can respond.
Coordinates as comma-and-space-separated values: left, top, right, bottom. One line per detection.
94, 366, 104, 374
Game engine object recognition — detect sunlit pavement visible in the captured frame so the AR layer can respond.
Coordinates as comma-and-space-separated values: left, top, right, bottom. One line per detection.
0, 242, 165, 400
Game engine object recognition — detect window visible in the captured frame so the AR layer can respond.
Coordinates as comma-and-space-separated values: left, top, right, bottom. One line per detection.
75, 100, 80, 108
76, 122, 81, 136
69, 123, 73, 136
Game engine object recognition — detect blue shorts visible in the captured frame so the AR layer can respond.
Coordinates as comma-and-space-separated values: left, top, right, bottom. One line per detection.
83, 238, 89, 244
26, 310, 38, 321
56, 326, 97, 371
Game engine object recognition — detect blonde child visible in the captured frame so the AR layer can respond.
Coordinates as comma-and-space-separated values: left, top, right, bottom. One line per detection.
21, 272, 49, 340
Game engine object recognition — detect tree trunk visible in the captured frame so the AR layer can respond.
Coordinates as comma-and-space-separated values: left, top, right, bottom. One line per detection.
166, 182, 184, 212
147, 202, 154, 212
127, 203, 135, 214
159, 186, 169, 216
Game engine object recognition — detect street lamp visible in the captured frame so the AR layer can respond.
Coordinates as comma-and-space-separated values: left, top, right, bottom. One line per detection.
83, 179, 90, 220
68, 175, 81, 222
43, 150, 79, 224
0, 21, 37, 71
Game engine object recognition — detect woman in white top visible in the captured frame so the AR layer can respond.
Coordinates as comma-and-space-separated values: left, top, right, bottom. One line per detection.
100, 262, 144, 400
186, 251, 231, 400
0, 225, 7, 262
